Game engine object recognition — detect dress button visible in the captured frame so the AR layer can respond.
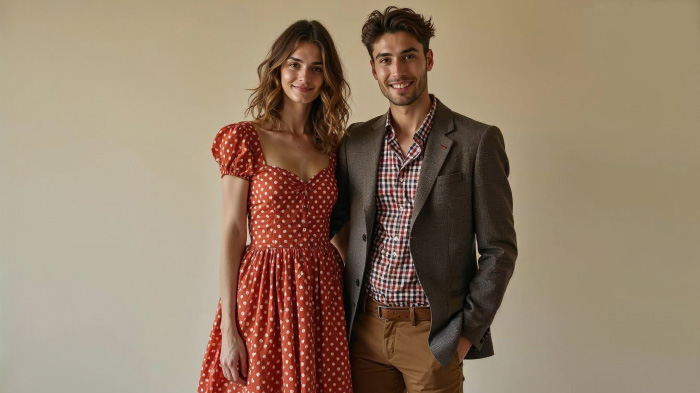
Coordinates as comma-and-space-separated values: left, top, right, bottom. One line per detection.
355, 279, 360, 287
362, 234, 367, 242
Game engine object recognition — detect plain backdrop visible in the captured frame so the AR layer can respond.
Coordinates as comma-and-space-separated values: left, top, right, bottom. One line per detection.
2, 0, 699, 392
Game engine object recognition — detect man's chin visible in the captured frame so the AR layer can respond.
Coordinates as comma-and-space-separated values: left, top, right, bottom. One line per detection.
379, 86, 419, 106
388, 95, 417, 106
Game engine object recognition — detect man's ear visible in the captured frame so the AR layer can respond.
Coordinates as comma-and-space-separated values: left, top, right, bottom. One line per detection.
426, 49, 434, 71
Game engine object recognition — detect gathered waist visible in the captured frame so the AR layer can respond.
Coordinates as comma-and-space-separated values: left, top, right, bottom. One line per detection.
246, 242, 336, 251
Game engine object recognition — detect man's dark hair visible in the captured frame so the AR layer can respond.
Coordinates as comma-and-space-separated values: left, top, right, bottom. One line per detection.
361, 6, 435, 58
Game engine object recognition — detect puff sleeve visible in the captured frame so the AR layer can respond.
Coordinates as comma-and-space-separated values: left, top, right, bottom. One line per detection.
211, 123, 256, 180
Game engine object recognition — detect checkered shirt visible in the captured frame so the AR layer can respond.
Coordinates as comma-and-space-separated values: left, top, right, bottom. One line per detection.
365, 95, 438, 307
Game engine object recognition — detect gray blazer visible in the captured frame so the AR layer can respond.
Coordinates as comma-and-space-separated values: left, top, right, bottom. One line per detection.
330, 100, 517, 366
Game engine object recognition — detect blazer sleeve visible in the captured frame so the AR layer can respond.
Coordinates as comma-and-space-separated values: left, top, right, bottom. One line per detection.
461, 125, 518, 351
329, 126, 352, 238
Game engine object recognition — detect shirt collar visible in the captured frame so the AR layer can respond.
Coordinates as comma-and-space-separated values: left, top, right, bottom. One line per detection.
385, 94, 438, 145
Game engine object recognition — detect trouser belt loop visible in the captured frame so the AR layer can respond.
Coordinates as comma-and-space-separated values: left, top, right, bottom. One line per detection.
410, 307, 416, 326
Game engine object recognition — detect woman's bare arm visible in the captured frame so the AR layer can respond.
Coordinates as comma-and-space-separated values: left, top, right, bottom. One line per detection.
331, 223, 350, 265
218, 175, 249, 384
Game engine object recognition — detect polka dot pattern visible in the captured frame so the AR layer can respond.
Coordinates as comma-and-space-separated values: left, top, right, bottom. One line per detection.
199, 122, 352, 393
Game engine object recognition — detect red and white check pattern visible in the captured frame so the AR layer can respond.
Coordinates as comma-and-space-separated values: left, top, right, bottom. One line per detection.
365, 95, 438, 307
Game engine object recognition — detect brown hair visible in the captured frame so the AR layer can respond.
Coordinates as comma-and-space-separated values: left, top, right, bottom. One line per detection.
246, 20, 350, 153
361, 6, 435, 58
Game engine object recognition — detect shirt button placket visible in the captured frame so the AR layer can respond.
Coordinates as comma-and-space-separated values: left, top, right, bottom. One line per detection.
301, 186, 309, 246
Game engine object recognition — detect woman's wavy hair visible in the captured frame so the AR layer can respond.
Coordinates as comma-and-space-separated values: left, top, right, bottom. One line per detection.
246, 20, 350, 153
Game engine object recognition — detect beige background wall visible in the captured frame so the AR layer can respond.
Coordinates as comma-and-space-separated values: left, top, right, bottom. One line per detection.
2, 0, 699, 392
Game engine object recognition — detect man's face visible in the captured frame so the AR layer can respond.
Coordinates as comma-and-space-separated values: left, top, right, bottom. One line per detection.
370, 31, 433, 106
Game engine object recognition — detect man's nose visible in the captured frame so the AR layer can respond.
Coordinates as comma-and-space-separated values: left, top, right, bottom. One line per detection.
390, 61, 406, 78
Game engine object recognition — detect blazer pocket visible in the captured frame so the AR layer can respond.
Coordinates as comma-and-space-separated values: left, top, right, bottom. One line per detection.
436, 172, 464, 185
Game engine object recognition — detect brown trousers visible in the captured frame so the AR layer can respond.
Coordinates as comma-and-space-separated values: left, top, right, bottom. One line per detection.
350, 299, 465, 393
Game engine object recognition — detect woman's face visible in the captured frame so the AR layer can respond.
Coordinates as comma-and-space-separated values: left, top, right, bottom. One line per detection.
280, 42, 324, 105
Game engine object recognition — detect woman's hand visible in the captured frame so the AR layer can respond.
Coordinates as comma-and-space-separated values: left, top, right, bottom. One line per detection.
220, 329, 248, 384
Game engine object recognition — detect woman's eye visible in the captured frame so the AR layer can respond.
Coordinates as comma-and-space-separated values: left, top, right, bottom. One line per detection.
313, 67, 323, 72
289, 62, 299, 69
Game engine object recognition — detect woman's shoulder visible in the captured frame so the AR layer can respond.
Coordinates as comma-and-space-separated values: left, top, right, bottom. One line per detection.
211, 121, 261, 179
216, 121, 256, 138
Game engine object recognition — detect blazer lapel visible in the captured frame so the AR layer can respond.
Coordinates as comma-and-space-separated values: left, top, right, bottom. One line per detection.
353, 115, 386, 243
411, 102, 455, 227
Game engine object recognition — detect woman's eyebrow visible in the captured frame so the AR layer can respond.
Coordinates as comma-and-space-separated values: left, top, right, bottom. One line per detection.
287, 56, 323, 65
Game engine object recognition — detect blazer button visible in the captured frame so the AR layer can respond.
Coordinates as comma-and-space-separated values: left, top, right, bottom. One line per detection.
362, 234, 367, 242
355, 279, 360, 287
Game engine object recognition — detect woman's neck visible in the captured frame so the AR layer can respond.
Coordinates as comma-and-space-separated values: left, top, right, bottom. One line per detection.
278, 96, 313, 136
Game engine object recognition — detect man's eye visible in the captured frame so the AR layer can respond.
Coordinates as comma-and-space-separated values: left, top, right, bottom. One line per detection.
405, 54, 415, 60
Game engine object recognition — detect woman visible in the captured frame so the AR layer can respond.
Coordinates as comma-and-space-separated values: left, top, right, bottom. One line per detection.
197, 20, 352, 393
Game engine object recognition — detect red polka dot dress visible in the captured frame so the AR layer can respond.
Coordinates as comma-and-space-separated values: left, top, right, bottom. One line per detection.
198, 122, 352, 393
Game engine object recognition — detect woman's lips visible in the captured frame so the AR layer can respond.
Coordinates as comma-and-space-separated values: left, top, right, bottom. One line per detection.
293, 85, 313, 92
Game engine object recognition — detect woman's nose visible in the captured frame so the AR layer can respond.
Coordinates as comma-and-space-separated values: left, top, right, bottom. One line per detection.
298, 68, 311, 82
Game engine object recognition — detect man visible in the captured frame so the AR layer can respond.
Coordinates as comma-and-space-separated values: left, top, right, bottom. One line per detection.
330, 6, 517, 392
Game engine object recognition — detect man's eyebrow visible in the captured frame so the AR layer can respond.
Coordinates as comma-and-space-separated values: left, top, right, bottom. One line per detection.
287, 56, 323, 66
374, 47, 419, 60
